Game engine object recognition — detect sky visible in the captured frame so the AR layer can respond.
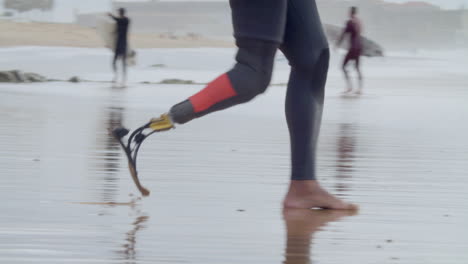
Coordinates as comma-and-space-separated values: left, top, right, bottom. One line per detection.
158, 0, 468, 10
0, 0, 466, 22
384, 0, 467, 9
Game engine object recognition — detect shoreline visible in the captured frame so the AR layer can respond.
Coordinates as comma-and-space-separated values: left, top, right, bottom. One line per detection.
0, 20, 234, 48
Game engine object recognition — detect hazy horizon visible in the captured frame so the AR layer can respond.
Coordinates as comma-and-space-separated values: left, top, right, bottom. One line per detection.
154, 0, 468, 10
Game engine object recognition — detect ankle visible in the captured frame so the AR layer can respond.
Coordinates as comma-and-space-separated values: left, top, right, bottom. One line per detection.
287, 180, 321, 195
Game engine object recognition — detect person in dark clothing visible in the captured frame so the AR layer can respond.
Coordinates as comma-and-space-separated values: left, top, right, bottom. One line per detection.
336, 6, 363, 94
108, 8, 130, 85
119, 0, 358, 210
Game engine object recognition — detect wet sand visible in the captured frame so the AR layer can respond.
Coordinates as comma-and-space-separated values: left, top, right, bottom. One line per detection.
0, 49, 468, 263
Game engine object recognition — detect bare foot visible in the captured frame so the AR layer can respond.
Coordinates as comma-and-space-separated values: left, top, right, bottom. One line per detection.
283, 180, 358, 210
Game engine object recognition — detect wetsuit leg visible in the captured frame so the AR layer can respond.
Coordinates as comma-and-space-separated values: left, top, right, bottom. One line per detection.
169, 0, 287, 124
343, 51, 352, 69
122, 50, 127, 82
112, 52, 119, 74
114, 38, 127, 75
354, 52, 360, 68
343, 50, 355, 72
343, 50, 357, 91
280, 0, 330, 181
355, 51, 363, 90
170, 38, 278, 123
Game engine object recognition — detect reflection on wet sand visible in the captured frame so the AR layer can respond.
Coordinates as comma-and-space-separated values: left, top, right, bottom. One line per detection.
117, 213, 149, 263
93, 105, 125, 202
335, 123, 356, 193
283, 209, 357, 264
1, 51, 468, 262
94, 103, 150, 263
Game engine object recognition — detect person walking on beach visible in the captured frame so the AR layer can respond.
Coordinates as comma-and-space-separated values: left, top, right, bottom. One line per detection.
119, 0, 357, 210
108, 8, 130, 85
336, 6, 363, 94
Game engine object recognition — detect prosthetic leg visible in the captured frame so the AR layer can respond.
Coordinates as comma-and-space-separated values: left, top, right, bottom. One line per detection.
111, 114, 174, 196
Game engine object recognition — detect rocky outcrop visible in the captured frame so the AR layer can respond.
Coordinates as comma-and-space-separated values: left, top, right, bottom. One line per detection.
68, 76, 81, 83
160, 79, 195, 84
0, 70, 47, 83
150, 64, 166, 68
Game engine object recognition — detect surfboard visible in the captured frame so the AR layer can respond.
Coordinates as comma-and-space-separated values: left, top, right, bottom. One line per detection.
96, 16, 136, 65
323, 24, 384, 57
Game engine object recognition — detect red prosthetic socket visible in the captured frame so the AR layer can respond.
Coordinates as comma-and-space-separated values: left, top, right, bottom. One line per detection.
189, 73, 237, 113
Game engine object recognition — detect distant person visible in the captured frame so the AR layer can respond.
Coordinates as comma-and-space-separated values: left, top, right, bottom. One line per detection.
336, 6, 363, 94
108, 8, 130, 85
115, 0, 358, 210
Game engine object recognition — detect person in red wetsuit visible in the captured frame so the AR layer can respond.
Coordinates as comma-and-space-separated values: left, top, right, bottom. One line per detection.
336, 6, 363, 94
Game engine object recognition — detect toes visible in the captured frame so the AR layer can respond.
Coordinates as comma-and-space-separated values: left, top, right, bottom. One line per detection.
325, 201, 359, 211
340, 202, 359, 211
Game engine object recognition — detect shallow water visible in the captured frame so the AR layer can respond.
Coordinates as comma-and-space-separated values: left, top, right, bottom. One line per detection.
1, 51, 468, 263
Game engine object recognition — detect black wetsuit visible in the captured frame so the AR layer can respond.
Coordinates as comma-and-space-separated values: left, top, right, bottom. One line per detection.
111, 16, 130, 72
113, 17, 129, 56
170, 0, 329, 181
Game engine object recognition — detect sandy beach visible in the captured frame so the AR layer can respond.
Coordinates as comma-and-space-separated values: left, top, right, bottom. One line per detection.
0, 20, 233, 48
0, 46, 467, 263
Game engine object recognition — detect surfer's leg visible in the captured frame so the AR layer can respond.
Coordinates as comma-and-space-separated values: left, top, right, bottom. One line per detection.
122, 53, 127, 85
355, 55, 363, 93
112, 55, 117, 72
112, 52, 119, 82
280, 0, 357, 210
342, 52, 353, 92
151, 0, 287, 125
168, 38, 278, 124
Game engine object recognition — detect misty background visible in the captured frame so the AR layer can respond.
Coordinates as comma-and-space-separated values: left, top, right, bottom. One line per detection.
1, 0, 468, 50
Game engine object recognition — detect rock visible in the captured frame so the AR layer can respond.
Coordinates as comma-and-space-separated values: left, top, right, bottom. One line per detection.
0, 71, 17, 82
0, 70, 47, 83
160, 79, 194, 85
69, 76, 80, 83
12, 70, 26, 82
150, 64, 166, 68
25, 72, 47, 82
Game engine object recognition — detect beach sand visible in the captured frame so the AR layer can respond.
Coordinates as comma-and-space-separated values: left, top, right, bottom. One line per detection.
0, 20, 233, 48
0, 47, 467, 263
